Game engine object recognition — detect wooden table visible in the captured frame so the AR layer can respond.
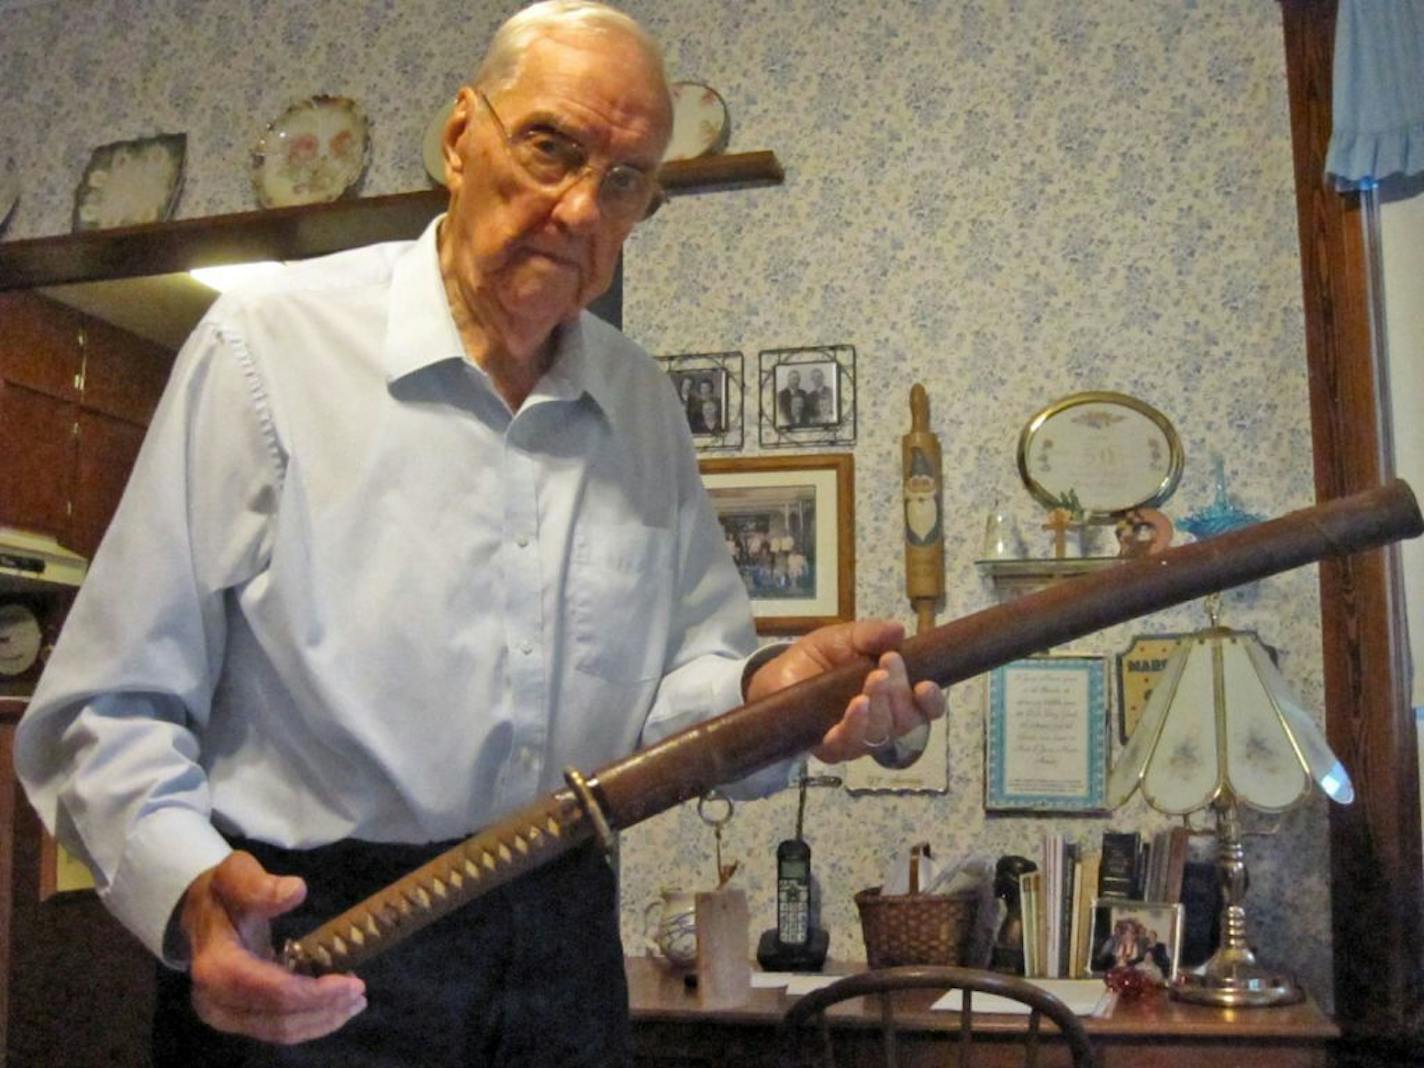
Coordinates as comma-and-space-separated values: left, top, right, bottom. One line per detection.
627, 957, 1338, 1067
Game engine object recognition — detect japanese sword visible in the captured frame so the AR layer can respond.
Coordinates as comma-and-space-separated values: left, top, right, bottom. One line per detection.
281, 479, 1423, 976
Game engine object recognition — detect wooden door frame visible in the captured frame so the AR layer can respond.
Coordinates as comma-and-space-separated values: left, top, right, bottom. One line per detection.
1281, 0, 1423, 1044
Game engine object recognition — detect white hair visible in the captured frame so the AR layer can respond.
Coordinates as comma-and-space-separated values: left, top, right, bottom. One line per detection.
474, 1, 668, 94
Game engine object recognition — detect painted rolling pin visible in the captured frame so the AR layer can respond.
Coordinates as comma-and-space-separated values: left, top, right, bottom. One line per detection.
902, 384, 945, 635
283, 479, 1423, 976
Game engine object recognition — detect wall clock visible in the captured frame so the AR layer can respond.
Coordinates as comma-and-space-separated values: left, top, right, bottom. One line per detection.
0, 601, 44, 680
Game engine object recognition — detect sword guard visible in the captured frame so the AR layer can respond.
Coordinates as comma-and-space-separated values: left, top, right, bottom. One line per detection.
563, 765, 615, 857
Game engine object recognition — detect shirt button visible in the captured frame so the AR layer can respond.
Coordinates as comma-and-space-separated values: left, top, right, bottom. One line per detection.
516, 534, 530, 548
520, 640, 533, 655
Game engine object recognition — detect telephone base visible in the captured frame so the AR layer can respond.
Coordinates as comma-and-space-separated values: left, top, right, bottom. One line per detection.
756, 927, 829, 973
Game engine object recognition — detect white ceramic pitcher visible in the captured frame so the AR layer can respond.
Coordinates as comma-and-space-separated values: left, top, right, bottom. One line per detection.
643, 887, 698, 968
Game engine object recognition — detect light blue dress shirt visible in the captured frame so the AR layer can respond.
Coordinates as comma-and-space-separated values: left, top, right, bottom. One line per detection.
15, 218, 780, 962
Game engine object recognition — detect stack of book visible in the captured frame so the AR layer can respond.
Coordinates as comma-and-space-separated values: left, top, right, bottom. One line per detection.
1015, 826, 1208, 978
1017, 834, 1102, 979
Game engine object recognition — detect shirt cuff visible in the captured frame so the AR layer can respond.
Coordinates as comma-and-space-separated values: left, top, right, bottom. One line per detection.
737, 642, 793, 704
101, 807, 233, 967
715, 642, 797, 800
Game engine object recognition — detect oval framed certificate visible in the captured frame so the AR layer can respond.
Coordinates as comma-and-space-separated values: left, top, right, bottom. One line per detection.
1017, 391, 1183, 515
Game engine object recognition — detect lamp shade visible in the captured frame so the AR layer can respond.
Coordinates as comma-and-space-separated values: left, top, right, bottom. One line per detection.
1108, 627, 1353, 815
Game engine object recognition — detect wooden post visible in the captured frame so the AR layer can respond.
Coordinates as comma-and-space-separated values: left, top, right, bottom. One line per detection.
695, 889, 750, 1009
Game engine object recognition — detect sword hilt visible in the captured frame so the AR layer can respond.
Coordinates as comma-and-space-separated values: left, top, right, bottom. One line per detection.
281, 786, 595, 976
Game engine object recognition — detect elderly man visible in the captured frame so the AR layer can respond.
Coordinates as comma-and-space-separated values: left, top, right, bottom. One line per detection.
15, 3, 941, 1066
777, 368, 806, 427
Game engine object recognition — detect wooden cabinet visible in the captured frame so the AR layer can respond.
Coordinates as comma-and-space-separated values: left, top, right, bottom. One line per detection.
1, 290, 170, 1068
0, 291, 171, 560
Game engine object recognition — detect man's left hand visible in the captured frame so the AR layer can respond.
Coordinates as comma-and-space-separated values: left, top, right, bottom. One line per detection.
745, 619, 945, 763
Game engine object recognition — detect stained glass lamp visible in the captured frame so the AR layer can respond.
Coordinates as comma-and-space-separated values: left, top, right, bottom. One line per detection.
1107, 595, 1353, 1006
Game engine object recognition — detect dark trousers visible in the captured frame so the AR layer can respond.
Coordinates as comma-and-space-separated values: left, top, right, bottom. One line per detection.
152, 836, 629, 1067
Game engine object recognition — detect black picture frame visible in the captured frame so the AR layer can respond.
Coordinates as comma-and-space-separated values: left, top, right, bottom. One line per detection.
656, 351, 744, 451
758, 345, 857, 448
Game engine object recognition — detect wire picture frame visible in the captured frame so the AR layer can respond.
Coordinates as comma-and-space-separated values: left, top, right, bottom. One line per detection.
758, 345, 857, 448
657, 351, 744, 452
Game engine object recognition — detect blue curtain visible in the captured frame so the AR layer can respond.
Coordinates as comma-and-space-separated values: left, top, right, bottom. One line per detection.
1325, 0, 1424, 187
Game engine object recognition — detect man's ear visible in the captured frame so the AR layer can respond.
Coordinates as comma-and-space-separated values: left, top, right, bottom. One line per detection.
442, 87, 477, 189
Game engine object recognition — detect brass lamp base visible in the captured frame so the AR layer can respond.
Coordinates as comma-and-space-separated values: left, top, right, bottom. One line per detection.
1171, 952, 1303, 1008
1168, 794, 1305, 1008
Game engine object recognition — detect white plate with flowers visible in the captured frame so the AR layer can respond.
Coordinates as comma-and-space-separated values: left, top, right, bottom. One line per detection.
664, 82, 730, 162
252, 95, 371, 209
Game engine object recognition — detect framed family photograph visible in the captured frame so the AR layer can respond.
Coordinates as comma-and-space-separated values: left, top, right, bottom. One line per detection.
758, 345, 857, 448
985, 655, 1109, 813
1088, 899, 1184, 982
657, 350, 744, 451
698, 454, 854, 634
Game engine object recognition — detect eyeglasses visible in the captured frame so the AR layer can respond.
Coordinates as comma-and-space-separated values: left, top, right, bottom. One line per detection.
475, 90, 665, 224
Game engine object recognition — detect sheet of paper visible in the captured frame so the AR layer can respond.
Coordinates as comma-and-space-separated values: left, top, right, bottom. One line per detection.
785, 974, 845, 996
751, 972, 794, 989
931, 978, 1108, 1016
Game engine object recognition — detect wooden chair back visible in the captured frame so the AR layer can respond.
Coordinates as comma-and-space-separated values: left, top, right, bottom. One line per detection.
780, 965, 1098, 1068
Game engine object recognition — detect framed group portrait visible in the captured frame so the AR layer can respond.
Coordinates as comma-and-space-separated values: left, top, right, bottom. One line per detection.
698, 453, 854, 635
758, 345, 857, 448
657, 350, 744, 451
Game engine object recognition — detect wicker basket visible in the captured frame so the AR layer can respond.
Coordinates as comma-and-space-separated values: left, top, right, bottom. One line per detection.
854, 886, 977, 968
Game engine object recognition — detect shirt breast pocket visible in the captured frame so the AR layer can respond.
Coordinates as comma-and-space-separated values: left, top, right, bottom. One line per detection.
571, 526, 674, 685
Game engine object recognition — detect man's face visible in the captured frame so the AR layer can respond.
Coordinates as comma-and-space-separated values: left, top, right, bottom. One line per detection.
787, 371, 800, 390
440, 31, 670, 338
810, 369, 824, 389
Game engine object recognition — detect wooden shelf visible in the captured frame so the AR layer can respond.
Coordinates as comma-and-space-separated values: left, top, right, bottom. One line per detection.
0, 150, 784, 291
976, 556, 1124, 592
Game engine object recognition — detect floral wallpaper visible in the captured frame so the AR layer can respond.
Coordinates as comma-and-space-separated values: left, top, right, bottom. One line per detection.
0, 0, 1331, 1008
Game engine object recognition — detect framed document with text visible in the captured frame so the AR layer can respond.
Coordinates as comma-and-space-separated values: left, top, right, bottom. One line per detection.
985, 656, 1108, 813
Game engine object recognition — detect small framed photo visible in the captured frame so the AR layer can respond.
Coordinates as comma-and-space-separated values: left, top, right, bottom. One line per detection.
699, 454, 854, 634
985, 655, 1108, 813
758, 345, 856, 447
1088, 898, 1184, 982
657, 351, 744, 451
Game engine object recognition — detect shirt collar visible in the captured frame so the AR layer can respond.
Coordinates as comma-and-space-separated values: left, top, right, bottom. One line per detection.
382, 215, 467, 383
529, 315, 618, 417
382, 215, 617, 417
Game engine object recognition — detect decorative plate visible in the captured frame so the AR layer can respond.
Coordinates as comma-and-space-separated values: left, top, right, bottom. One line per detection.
71, 133, 186, 232
664, 81, 730, 162
422, 98, 456, 187
1017, 391, 1183, 516
251, 95, 371, 209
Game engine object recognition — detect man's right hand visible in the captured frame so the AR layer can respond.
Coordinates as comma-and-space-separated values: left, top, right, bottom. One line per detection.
180, 851, 367, 1044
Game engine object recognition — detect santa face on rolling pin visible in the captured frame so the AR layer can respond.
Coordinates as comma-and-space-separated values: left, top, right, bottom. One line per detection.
904, 447, 942, 546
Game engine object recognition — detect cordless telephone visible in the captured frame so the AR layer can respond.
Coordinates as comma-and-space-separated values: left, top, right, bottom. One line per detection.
757, 774, 837, 972
775, 838, 812, 945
